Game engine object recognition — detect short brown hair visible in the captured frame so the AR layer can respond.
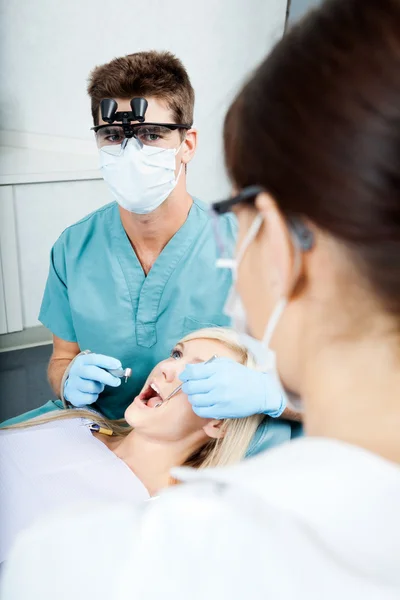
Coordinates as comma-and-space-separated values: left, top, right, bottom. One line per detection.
87, 50, 195, 126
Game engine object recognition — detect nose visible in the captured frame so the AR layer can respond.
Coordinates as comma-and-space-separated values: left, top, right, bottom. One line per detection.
160, 360, 179, 384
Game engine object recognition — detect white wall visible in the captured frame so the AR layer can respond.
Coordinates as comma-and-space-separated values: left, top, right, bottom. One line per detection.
0, 0, 287, 333
0, 0, 287, 200
14, 181, 111, 328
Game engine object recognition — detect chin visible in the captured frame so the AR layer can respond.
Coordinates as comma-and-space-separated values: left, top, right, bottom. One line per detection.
124, 397, 163, 429
124, 401, 140, 427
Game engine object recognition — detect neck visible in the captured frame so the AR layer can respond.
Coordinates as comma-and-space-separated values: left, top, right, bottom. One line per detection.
120, 183, 193, 274
112, 430, 204, 495
303, 330, 400, 464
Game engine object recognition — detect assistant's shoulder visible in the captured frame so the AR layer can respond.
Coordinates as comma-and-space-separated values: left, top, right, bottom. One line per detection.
137, 478, 273, 545
114, 480, 288, 598
53, 202, 117, 250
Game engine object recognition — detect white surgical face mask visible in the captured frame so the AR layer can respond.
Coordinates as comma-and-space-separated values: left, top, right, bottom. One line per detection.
219, 213, 301, 399
218, 214, 264, 336
99, 138, 183, 214
261, 234, 302, 415
262, 237, 302, 367
223, 283, 248, 334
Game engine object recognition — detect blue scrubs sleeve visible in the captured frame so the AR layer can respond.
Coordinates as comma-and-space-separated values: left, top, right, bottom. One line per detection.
39, 241, 77, 343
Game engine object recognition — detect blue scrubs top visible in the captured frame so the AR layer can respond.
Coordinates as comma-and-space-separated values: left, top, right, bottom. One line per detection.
39, 199, 235, 419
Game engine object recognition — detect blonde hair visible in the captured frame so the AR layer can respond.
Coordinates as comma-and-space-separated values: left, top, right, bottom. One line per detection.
3, 328, 264, 471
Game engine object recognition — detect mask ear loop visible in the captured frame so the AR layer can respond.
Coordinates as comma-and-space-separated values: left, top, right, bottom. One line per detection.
175, 161, 184, 184
216, 213, 263, 272
236, 214, 264, 264
263, 298, 288, 349
174, 135, 188, 177
175, 138, 186, 156
262, 226, 305, 348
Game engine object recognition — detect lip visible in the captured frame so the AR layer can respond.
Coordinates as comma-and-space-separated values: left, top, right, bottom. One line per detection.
135, 380, 165, 409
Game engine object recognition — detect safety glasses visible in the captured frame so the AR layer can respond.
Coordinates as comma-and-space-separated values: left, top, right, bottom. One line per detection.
211, 185, 263, 215
209, 185, 314, 264
92, 122, 191, 151
209, 186, 263, 265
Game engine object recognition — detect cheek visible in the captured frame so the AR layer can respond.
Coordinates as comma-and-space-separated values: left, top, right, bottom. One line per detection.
175, 154, 181, 175
124, 401, 142, 427
167, 394, 206, 433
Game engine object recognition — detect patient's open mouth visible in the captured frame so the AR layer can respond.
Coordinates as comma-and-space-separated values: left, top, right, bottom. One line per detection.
138, 382, 164, 408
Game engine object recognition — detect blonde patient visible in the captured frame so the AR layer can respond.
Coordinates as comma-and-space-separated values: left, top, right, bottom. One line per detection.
91, 328, 265, 492
0, 328, 265, 562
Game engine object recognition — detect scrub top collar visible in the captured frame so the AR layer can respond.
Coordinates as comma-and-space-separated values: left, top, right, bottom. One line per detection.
109, 199, 209, 347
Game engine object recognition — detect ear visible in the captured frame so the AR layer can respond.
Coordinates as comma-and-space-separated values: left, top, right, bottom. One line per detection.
202, 419, 226, 440
181, 129, 197, 165
255, 192, 293, 298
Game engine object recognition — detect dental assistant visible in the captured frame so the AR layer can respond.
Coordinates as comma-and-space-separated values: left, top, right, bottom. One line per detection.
4, 50, 288, 426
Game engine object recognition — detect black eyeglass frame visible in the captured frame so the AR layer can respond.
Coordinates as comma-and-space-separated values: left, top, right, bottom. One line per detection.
211, 185, 263, 215
91, 122, 192, 136
212, 185, 314, 251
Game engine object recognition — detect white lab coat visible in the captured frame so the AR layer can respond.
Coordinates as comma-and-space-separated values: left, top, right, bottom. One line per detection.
1, 438, 400, 600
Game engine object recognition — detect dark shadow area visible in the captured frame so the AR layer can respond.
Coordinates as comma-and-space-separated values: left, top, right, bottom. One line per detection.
0, 345, 53, 422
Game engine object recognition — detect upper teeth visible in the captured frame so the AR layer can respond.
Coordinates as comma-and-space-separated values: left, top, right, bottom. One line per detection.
150, 382, 160, 395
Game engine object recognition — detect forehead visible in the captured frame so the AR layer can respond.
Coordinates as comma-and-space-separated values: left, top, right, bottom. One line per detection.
182, 338, 240, 362
98, 96, 175, 125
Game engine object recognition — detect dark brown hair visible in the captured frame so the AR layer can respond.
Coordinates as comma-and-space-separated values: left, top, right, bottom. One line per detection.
224, 0, 400, 321
87, 50, 195, 126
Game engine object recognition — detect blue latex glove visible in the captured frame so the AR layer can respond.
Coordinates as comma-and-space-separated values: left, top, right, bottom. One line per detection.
180, 357, 285, 420
64, 353, 122, 407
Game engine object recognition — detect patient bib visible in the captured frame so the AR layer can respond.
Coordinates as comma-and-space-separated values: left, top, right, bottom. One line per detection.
0, 418, 149, 562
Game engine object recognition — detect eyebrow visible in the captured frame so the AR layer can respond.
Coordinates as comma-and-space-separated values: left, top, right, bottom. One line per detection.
177, 342, 204, 364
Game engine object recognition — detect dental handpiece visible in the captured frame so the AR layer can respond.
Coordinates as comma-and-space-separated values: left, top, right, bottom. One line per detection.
154, 354, 218, 408
61, 351, 132, 409
107, 367, 132, 383
80, 351, 132, 383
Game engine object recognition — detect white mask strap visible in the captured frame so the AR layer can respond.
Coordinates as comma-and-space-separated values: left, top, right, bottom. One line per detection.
263, 228, 304, 348
175, 161, 184, 182
216, 213, 263, 272
236, 214, 264, 264
174, 139, 187, 184
175, 139, 185, 156
263, 297, 288, 347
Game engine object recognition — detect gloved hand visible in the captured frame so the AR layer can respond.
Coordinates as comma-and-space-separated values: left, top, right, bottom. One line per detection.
180, 357, 285, 420
63, 353, 122, 407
